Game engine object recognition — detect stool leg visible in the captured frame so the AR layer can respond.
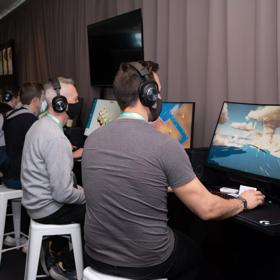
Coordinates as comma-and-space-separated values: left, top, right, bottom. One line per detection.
11, 199, 21, 247
0, 197, 8, 265
24, 230, 43, 280
70, 228, 84, 280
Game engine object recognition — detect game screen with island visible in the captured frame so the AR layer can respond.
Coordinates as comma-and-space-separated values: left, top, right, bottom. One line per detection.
84, 100, 195, 149
84, 99, 121, 136
152, 102, 195, 149
208, 102, 280, 181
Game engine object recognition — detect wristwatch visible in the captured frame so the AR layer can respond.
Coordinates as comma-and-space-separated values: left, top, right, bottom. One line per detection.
237, 196, 248, 210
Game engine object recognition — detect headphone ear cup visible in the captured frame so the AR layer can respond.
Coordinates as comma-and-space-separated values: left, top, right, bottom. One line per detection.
139, 80, 158, 107
52, 95, 68, 113
3, 91, 13, 102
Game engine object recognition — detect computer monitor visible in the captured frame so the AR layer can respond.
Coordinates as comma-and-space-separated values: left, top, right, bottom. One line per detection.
84, 99, 121, 136
152, 102, 195, 149
207, 101, 280, 186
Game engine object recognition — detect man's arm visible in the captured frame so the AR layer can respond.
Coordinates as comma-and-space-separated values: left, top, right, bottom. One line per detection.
72, 147, 83, 159
45, 136, 85, 205
173, 177, 265, 220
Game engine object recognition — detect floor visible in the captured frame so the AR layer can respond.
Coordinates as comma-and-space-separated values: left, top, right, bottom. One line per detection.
0, 249, 26, 279
0, 205, 52, 280
0, 243, 53, 280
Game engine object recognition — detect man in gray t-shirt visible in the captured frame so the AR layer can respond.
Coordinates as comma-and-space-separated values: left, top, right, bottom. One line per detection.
82, 61, 264, 280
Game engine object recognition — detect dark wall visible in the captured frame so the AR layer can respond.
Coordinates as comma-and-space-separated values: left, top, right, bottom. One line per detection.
0, 0, 142, 125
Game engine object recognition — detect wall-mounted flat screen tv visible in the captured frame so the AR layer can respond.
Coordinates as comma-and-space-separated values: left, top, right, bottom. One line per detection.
87, 9, 144, 87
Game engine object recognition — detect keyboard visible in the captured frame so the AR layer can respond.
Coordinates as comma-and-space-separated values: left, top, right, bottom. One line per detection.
211, 191, 280, 225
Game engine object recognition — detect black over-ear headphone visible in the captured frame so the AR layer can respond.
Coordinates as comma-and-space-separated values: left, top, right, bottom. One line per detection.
49, 78, 68, 113
3, 90, 13, 102
127, 62, 159, 107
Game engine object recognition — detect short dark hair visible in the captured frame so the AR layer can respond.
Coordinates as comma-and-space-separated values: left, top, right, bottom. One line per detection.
113, 61, 159, 110
20, 82, 43, 105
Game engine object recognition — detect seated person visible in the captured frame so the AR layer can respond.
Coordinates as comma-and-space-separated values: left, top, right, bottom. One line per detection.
21, 77, 85, 280
2, 83, 45, 249
3, 82, 45, 189
82, 61, 265, 280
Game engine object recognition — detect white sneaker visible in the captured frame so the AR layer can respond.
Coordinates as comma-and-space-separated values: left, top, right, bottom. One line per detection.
3, 235, 28, 247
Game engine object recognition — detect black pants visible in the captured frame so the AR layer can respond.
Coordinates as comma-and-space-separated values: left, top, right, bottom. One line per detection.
35, 204, 86, 237
20, 205, 30, 235
35, 204, 86, 270
85, 230, 204, 280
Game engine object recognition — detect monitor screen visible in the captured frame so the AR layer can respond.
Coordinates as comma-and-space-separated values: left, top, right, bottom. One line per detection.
152, 102, 195, 149
84, 99, 121, 136
87, 9, 144, 86
208, 102, 280, 183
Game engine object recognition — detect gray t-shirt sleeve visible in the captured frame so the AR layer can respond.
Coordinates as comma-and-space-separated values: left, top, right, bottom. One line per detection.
43, 136, 85, 204
159, 138, 196, 188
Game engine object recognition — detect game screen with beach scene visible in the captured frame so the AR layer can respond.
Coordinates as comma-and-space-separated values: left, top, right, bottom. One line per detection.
152, 102, 195, 149
84, 99, 121, 136
208, 102, 280, 181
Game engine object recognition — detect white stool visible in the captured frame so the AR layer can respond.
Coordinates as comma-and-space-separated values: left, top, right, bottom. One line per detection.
83, 266, 167, 280
0, 185, 26, 264
24, 220, 84, 280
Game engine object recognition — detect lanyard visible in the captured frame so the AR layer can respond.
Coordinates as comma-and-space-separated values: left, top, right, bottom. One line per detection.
47, 113, 63, 129
119, 112, 146, 122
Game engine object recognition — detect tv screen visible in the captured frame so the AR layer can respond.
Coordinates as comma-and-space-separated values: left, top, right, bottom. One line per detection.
87, 9, 144, 86
208, 102, 280, 183
84, 99, 121, 136
152, 102, 195, 149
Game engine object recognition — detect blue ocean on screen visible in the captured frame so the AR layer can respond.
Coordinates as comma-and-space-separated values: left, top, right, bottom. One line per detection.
208, 144, 280, 180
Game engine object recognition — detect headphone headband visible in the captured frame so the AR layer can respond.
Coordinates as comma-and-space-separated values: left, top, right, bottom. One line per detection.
127, 62, 150, 78
49, 78, 61, 95
127, 62, 159, 107
49, 78, 68, 113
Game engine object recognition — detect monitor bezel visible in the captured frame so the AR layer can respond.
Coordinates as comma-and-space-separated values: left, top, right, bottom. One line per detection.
207, 101, 280, 187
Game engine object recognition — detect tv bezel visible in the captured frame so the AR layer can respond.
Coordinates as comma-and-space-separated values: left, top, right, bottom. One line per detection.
87, 9, 144, 87
207, 101, 280, 188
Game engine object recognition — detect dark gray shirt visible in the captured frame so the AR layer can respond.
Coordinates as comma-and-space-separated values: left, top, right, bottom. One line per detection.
82, 118, 195, 267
